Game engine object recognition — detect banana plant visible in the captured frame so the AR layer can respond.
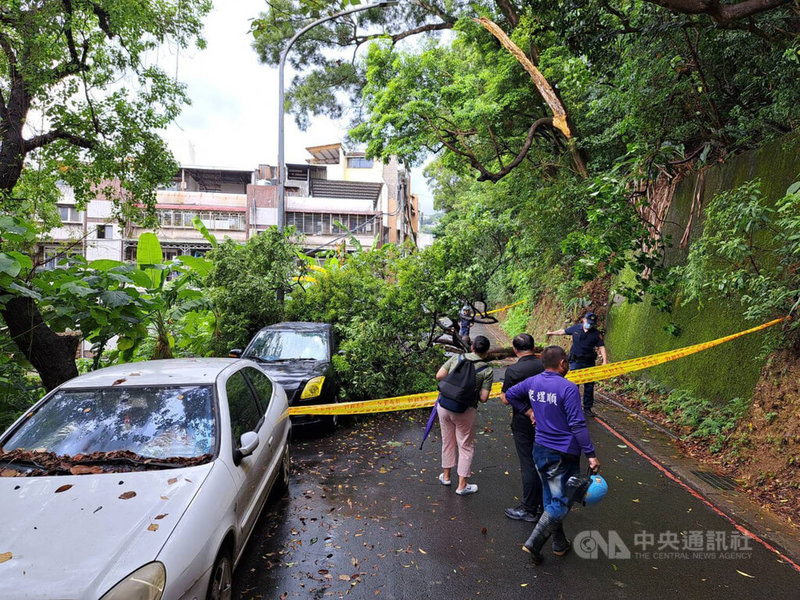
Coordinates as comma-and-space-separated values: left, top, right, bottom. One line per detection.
135, 232, 213, 359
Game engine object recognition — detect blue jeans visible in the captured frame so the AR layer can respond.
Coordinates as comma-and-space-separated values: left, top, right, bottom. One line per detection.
570, 361, 595, 410
534, 443, 580, 520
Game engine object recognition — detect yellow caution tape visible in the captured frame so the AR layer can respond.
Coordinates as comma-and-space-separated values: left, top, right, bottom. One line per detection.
288, 389, 441, 416
565, 316, 787, 385
287, 316, 787, 416
484, 300, 525, 315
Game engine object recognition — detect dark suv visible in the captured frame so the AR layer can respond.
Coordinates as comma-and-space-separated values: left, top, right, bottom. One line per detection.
233, 322, 340, 429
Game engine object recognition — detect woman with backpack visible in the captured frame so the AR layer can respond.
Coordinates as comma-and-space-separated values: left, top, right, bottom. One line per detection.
434, 335, 494, 495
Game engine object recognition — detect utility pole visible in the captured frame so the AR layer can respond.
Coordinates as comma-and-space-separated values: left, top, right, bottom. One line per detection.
277, 0, 397, 233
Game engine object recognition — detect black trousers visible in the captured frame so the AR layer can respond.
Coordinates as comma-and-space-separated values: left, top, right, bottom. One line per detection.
511, 411, 543, 512
570, 360, 596, 410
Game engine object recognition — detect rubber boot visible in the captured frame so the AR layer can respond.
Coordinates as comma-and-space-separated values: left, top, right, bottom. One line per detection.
551, 523, 571, 556
522, 511, 560, 564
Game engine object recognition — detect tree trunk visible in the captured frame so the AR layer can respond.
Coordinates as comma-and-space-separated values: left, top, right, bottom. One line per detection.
0, 75, 81, 391
2, 296, 80, 391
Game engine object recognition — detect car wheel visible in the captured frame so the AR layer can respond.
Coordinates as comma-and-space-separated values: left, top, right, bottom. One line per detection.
206, 550, 232, 600
326, 412, 339, 432
277, 445, 291, 493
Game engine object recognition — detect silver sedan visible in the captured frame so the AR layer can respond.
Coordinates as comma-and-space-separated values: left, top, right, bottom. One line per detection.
0, 358, 291, 600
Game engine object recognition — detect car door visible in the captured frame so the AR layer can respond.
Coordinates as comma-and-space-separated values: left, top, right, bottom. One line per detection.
241, 367, 287, 512
224, 369, 272, 543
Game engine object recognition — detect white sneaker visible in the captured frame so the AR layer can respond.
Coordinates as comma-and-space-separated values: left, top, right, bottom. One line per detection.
456, 483, 478, 495
438, 473, 451, 486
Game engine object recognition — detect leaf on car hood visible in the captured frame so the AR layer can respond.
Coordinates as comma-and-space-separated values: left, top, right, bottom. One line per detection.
70, 465, 103, 475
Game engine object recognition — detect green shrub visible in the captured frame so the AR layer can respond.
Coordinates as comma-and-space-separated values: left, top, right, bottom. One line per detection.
0, 360, 43, 432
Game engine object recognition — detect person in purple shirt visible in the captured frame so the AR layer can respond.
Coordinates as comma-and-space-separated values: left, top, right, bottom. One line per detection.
505, 345, 601, 564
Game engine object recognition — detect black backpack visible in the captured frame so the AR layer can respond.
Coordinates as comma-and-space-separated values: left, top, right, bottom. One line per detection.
438, 355, 489, 413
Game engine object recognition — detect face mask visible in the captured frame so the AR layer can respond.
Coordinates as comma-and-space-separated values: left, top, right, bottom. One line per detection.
583, 321, 592, 331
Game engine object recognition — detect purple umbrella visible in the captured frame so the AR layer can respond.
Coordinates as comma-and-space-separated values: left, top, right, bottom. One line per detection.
419, 400, 439, 449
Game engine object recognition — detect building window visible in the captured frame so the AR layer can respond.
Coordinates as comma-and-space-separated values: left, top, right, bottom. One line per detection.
286, 212, 375, 236
96, 225, 112, 239
41, 246, 79, 270
156, 209, 245, 231
58, 205, 84, 223
346, 157, 374, 169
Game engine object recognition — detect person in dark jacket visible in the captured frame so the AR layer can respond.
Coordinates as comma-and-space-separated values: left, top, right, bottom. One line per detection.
546, 312, 607, 417
500, 333, 544, 523
505, 346, 600, 564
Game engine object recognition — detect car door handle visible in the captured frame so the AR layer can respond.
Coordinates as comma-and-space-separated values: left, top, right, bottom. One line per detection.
268, 436, 274, 447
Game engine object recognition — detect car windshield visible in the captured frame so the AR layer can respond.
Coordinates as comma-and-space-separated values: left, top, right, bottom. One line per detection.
2, 385, 216, 460
247, 330, 329, 361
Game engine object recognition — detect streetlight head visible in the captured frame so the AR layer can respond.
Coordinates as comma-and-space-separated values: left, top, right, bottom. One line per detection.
374, 0, 399, 6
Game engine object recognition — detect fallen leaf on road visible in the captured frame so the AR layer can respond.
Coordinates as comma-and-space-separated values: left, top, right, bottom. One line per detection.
736, 570, 755, 578
418, 549, 427, 554
119, 491, 136, 500
147, 524, 159, 532
339, 574, 350, 581
55, 484, 72, 493
0, 553, 11, 564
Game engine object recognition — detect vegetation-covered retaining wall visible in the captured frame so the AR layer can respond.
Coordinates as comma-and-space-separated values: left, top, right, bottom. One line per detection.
606, 135, 800, 403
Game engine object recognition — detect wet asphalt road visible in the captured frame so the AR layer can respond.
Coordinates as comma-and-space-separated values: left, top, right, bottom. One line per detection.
233, 397, 800, 600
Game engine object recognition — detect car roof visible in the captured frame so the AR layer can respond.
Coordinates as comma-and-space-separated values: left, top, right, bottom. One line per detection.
256, 321, 332, 333
59, 358, 246, 389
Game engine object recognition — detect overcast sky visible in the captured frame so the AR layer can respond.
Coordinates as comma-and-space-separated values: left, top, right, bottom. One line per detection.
160, 0, 435, 214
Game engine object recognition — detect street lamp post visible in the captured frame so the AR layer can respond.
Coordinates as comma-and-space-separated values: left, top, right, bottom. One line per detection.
277, 0, 397, 232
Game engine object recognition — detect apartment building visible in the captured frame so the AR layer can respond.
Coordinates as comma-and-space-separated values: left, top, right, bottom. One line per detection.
304, 143, 418, 246
46, 142, 419, 267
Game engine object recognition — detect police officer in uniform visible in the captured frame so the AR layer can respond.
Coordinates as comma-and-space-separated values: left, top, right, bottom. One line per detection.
546, 312, 607, 417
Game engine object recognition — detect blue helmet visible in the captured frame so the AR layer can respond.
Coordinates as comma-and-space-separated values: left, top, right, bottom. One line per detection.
583, 473, 608, 505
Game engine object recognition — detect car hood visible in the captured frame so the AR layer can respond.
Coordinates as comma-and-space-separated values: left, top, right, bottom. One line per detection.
256, 360, 328, 392
0, 462, 214, 600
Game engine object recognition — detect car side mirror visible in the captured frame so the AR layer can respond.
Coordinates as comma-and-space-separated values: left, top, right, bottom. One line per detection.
229, 349, 242, 358
233, 431, 259, 466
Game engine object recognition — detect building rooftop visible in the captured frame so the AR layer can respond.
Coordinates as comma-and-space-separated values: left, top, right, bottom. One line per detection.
306, 143, 342, 165
310, 179, 383, 202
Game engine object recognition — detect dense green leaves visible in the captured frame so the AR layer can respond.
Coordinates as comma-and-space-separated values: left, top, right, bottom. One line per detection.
205, 227, 297, 353
679, 180, 800, 335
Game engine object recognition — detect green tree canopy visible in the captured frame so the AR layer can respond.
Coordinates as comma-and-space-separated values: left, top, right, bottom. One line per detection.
0, 0, 212, 389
